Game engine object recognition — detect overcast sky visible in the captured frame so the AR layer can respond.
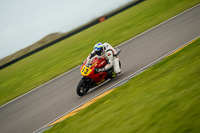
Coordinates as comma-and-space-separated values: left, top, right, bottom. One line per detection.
0, 0, 133, 59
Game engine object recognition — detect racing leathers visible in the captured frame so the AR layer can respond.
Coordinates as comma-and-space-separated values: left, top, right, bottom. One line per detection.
86, 42, 121, 75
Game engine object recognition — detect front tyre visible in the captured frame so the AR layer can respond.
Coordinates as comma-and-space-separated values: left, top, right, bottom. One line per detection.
76, 79, 89, 96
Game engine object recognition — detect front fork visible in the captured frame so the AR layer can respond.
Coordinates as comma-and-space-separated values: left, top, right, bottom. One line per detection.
81, 76, 96, 88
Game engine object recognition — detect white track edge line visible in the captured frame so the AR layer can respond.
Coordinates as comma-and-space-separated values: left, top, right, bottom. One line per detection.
34, 35, 200, 133
1, 4, 199, 108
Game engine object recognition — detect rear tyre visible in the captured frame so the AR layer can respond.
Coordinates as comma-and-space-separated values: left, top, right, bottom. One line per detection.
76, 79, 89, 96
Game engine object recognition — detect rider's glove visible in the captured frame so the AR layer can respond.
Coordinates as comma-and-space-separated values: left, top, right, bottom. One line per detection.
98, 68, 105, 72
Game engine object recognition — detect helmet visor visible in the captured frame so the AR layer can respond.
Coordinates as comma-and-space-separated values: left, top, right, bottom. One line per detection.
95, 48, 103, 56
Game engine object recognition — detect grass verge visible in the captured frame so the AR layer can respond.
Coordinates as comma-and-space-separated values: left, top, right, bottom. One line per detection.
44, 38, 200, 133
0, 0, 199, 105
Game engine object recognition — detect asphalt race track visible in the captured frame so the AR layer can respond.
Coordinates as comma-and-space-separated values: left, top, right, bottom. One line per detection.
0, 4, 200, 133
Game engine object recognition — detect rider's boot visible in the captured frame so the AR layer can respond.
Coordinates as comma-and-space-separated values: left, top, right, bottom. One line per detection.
107, 68, 116, 79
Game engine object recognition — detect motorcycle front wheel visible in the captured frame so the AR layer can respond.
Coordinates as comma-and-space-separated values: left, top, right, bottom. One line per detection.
76, 79, 90, 96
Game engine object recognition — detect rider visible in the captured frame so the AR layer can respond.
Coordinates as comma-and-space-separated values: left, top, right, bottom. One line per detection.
86, 42, 121, 77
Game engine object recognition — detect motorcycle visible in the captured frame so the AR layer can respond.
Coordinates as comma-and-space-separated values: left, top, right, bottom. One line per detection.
76, 49, 121, 96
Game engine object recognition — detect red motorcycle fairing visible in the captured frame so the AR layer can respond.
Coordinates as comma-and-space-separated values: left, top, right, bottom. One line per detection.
80, 56, 108, 84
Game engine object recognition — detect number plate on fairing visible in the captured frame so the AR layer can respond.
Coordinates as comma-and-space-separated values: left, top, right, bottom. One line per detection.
81, 66, 92, 76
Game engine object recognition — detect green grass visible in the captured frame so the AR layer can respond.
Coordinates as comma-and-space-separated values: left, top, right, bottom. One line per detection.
44, 38, 200, 133
0, 0, 199, 105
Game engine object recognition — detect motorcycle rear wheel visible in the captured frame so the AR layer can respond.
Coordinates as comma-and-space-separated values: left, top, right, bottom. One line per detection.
76, 79, 89, 96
